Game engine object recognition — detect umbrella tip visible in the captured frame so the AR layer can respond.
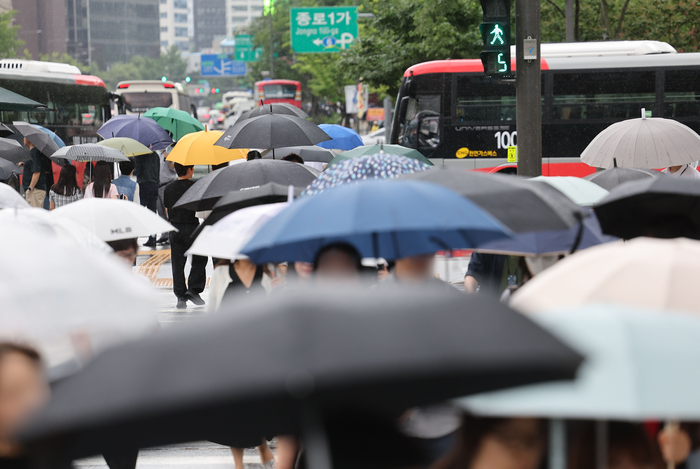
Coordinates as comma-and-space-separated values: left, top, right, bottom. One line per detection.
641, 108, 646, 119
613, 157, 618, 168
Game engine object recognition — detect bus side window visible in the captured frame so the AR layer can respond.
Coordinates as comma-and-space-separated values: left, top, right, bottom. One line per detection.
664, 70, 700, 119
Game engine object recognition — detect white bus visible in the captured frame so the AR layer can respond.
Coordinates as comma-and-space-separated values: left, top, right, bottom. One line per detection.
113, 80, 194, 116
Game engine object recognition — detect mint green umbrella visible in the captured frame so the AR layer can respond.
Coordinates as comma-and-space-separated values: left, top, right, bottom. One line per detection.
326, 144, 434, 169
143, 107, 204, 141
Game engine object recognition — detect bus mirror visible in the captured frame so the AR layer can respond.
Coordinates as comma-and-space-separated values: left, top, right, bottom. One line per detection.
399, 96, 410, 121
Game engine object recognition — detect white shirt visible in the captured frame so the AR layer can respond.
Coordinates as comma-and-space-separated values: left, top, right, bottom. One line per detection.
661, 164, 700, 179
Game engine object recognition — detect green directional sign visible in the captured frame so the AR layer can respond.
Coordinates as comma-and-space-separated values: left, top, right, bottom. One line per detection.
290, 6, 358, 54
235, 35, 252, 61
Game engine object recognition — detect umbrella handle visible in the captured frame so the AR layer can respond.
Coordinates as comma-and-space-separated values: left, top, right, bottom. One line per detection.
301, 403, 333, 469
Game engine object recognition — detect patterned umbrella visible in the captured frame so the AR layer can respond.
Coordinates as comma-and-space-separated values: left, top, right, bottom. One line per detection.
302, 153, 431, 196
51, 144, 129, 163
327, 144, 434, 168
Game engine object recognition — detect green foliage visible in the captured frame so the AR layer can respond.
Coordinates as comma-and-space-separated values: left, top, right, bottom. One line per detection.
622, 0, 700, 52
0, 10, 24, 58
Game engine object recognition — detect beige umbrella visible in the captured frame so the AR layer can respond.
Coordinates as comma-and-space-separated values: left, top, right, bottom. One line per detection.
510, 237, 700, 315
580, 110, 700, 169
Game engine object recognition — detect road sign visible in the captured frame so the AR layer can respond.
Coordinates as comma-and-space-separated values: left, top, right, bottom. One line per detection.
290, 6, 358, 54
200, 54, 247, 76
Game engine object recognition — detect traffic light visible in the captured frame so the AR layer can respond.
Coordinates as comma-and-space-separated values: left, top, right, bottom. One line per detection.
210, 88, 220, 94
185, 76, 191, 83
161, 76, 167, 82
479, 0, 512, 78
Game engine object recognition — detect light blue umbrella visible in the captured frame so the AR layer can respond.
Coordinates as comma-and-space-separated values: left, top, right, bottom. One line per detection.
460, 305, 700, 420
316, 124, 363, 151
33, 124, 66, 148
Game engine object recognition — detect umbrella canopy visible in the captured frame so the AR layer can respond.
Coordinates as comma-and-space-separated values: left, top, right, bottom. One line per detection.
97, 137, 152, 157
262, 146, 336, 164
0, 182, 29, 209
173, 160, 319, 211
51, 144, 128, 163
20, 286, 581, 463
12, 121, 60, 157
531, 176, 609, 207
242, 180, 513, 264
329, 144, 434, 167
316, 124, 363, 151
402, 169, 590, 233
97, 115, 173, 151
34, 124, 66, 148
143, 107, 205, 141
584, 167, 658, 191
302, 154, 431, 196
462, 305, 700, 420
215, 114, 331, 151
0, 86, 48, 111
0, 137, 30, 164
239, 103, 308, 121
166, 129, 246, 166
593, 176, 700, 240
510, 237, 700, 315
188, 203, 288, 259
52, 198, 176, 242
580, 115, 700, 169
0, 156, 20, 180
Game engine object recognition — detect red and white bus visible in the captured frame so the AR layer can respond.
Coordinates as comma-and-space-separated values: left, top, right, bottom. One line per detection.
254, 79, 302, 109
389, 41, 700, 176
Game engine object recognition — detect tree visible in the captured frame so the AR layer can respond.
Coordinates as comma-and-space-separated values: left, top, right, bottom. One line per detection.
0, 10, 24, 58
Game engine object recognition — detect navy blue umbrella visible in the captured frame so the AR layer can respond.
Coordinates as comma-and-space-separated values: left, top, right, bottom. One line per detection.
98, 115, 173, 151
316, 124, 363, 151
241, 179, 513, 264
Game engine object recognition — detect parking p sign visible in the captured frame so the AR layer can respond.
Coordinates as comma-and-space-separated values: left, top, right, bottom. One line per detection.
290, 6, 358, 54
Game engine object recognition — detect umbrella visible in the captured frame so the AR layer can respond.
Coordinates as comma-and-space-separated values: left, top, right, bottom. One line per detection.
328, 144, 434, 167
34, 124, 66, 148
188, 203, 288, 259
402, 169, 590, 233
239, 103, 308, 121
97, 137, 152, 157
0, 86, 48, 111
50, 144, 129, 163
52, 198, 176, 242
0, 136, 30, 164
173, 160, 320, 211
316, 124, 363, 151
0, 182, 29, 209
580, 114, 700, 169
97, 115, 173, 151
302, 154, 431, 196
20, 285, 582, 464
12, 121, 60, 157
165, 129, 246, 166
0, 156, 20, 180
593, 176, 700, 240
584, 167, 659, 191
262, 146, 336, 164
242, 180, 513, 264
143, 107, 205, 141
462, 305, 700, 420
0, 223, 158, 380
531, 176, 609, 207
215, 114, 331, 153
510, 237, 700, 316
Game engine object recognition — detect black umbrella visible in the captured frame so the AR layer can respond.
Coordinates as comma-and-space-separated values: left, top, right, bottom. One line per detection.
20, 285, 581, 467
0, 122, 14, 138
12, 122, 59, 157
0, 136, 30, 164
0, 156, 20, 180
584, 167, 658, 191
174, 159, 320, 211
239, 103, 309, 121
402, 169, 589, 233
0, 86, 49, 112
594, 175, 700, 239
215, 114, 331, 155
263, 146, 336, 163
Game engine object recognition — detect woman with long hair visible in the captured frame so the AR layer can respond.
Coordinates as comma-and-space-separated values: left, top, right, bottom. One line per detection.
84, 161, 118, 199
49, 164, 82, 210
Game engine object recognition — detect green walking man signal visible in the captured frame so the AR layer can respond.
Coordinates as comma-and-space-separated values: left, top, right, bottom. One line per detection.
489, 24, 505, 45
479, 0, 512, 78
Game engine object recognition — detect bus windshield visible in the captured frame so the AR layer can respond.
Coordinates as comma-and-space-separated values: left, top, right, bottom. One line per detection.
263, 84, 297, 99
121, 92, 174, 113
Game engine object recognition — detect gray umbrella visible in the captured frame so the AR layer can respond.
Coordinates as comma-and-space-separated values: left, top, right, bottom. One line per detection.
0, 156, 20, 180
12, 121, 59, 157
584, 167, 659, 191
51, 144, 128, 163
239, 103, 309, 121
0, 137, 30, 164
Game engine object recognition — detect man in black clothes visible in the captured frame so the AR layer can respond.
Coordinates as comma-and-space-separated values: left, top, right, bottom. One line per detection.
163, 163, 208, 310
134, 151, 161, 247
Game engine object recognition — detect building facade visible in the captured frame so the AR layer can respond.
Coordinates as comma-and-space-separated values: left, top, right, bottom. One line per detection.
192, 0, 226, 51
159, 0, 193, 51
12, 0, 68, 59
225, 0, 264, 36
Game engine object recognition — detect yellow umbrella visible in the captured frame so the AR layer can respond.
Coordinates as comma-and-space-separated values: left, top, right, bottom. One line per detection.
165, 129, 247, 166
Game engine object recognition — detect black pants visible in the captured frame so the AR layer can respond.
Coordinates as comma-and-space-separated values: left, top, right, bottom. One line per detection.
139, 182, 158, 212
170, 224, 207, 299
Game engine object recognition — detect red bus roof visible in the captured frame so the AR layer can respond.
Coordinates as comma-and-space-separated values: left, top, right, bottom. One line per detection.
403, 58, 550, 77
255, 79, 301, 87
73, 74, 107, 88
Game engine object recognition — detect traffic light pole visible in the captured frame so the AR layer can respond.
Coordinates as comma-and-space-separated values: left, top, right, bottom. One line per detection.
515, 0, 542, 177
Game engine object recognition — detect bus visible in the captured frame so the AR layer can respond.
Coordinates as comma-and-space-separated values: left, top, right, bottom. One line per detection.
253, 79, 302, 109
0, 59, 111, 145
389, 41, 700, 175
114, 80, 195, 116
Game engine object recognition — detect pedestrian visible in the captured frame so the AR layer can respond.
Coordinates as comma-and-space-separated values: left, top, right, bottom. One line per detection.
134, 151, 161, 247
112, 161, 140, 203
246, 150, 262, 161
313, 243, 363, 281
105, 238, 139, 268
464, 253, 529, 297
156, 145, 178, 245
21, 137, 48, 208
49, 164, 82, 210
282, 153, 304, 164
84, 162, 119, 199
661, 163, 700, 179
570, 421, 663, 469
387, 253, 458, 292
163, 163, 207, 310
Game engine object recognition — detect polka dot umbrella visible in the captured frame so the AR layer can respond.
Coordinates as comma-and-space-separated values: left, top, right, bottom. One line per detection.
302, 153, 431, 196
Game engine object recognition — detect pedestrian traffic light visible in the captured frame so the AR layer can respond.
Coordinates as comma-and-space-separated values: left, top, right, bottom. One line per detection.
479, 0, 512, 78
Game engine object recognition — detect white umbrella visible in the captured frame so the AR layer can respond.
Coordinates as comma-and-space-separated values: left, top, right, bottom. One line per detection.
52, 198, 176, 242
51, 143, 129, 162
511, 237, 700, 315
581, 113, 700, 169
0, 182, 29, 209
187, 203, 288, 259
0, 223, 159, 380
531, 176, 609, 206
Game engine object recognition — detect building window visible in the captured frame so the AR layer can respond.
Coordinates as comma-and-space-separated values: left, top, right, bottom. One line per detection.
232, 6, 247, 11
160, 12, 167, 18
175, 41, 189, 50
175, 27, 188, 37
231, 16, 248, 23
160, 26, 168, 32
173, 0, 187, 8
174, 13, 188, 23
161, 40, 169, 46
251, 6, 263, 11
